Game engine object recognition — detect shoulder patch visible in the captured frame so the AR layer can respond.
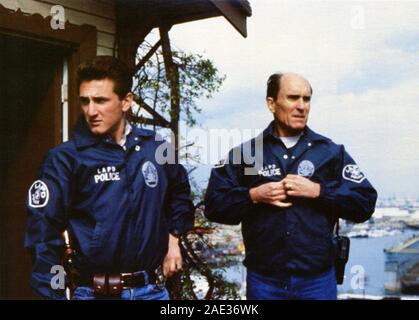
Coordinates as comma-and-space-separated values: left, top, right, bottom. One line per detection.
28, 180, 49, 208
342, 164, 366, 183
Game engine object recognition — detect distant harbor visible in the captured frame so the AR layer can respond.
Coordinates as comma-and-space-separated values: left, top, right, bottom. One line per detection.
339, 206, 419, 239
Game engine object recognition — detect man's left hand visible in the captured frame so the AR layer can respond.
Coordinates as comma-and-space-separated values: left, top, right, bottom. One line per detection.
163, 234, 183, 278
283, 174, 320, 199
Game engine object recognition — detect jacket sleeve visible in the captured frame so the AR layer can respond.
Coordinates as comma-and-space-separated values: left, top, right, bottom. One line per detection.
24, 150, 73, 299
204, 151, 254, 225
318, 146, 377, 223
164, 163, 195, 236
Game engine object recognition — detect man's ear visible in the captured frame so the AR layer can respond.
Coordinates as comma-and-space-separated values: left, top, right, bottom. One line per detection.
266, 97, 276, 114
122, 92, 133, 112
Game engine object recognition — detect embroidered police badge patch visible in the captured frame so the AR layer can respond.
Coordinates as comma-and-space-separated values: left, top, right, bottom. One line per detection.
298, 160, 315, 177
342, 164, 366, 183
28, 180, 49, 208
142, 161, 158, 188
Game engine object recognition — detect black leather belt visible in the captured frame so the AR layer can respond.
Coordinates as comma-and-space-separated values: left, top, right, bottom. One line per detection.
121, 270, 158, 288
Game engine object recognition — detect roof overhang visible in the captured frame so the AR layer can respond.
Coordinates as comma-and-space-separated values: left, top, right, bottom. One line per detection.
116, 0, 251, 38
208, 0, 251, 37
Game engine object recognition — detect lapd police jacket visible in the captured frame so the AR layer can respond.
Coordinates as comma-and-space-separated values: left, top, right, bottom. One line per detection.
205, 122, 377, 276
24, 117, 194, 299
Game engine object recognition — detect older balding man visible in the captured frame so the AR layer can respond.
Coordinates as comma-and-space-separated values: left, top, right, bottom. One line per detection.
205, 73, 377, 300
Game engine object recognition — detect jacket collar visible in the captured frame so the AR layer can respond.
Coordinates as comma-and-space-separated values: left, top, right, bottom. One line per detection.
72, 116, 155, 149
262, 120, 329, 144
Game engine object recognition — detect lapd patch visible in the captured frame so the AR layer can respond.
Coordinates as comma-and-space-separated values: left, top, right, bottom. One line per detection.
142, 161, 158, 188
28, 180, 49, 208
298, 160, 315, 177
342, 164, 366, 183
258, 164, 281, 177
94, 166, 120, 184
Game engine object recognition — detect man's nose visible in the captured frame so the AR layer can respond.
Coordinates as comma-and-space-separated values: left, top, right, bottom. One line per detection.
86, 101, 98, 117
295, 99, 306, 111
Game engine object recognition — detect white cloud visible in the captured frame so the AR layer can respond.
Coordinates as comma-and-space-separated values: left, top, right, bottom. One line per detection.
311, 78, 419, 166
171, 1, 419, 89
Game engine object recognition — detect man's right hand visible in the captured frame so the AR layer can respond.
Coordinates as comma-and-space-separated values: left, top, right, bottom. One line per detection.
249, 181, 292, 208
163, 234, 183, 278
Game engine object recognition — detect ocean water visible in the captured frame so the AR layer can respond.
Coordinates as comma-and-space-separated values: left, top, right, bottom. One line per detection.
338, 229, 418, 296
224, 229, 419, 298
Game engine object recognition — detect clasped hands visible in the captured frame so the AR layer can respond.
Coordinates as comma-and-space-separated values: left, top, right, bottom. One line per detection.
249, 174, 320, 208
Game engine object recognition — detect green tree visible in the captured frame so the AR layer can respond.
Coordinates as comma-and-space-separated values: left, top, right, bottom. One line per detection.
172, 183, 241, 300
131, 40, 225, 128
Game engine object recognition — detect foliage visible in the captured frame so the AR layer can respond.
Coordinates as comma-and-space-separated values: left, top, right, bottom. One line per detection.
166, 179, 241, 300
167, 205, 241, 300
132, 41, 225, 127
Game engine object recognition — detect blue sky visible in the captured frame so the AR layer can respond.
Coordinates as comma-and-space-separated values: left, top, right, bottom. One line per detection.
167, 0, 419, 198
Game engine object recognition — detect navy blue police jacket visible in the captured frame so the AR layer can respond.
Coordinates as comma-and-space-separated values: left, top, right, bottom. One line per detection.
205, 121, 377, 276
24, 117, 194, 299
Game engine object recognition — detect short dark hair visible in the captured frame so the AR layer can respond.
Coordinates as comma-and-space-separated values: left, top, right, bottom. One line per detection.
266, 73, 284, 100
266, 73, 313, 100
77, 56, 132, 100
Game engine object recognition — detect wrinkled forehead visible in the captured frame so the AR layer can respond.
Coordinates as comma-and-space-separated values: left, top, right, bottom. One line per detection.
280, 74, 311, 94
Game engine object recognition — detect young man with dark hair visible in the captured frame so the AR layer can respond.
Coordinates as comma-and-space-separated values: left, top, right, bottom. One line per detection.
24, 56, 194, 300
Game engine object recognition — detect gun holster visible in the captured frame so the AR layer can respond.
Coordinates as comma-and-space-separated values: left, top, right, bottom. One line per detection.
334, 235, 350, 285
